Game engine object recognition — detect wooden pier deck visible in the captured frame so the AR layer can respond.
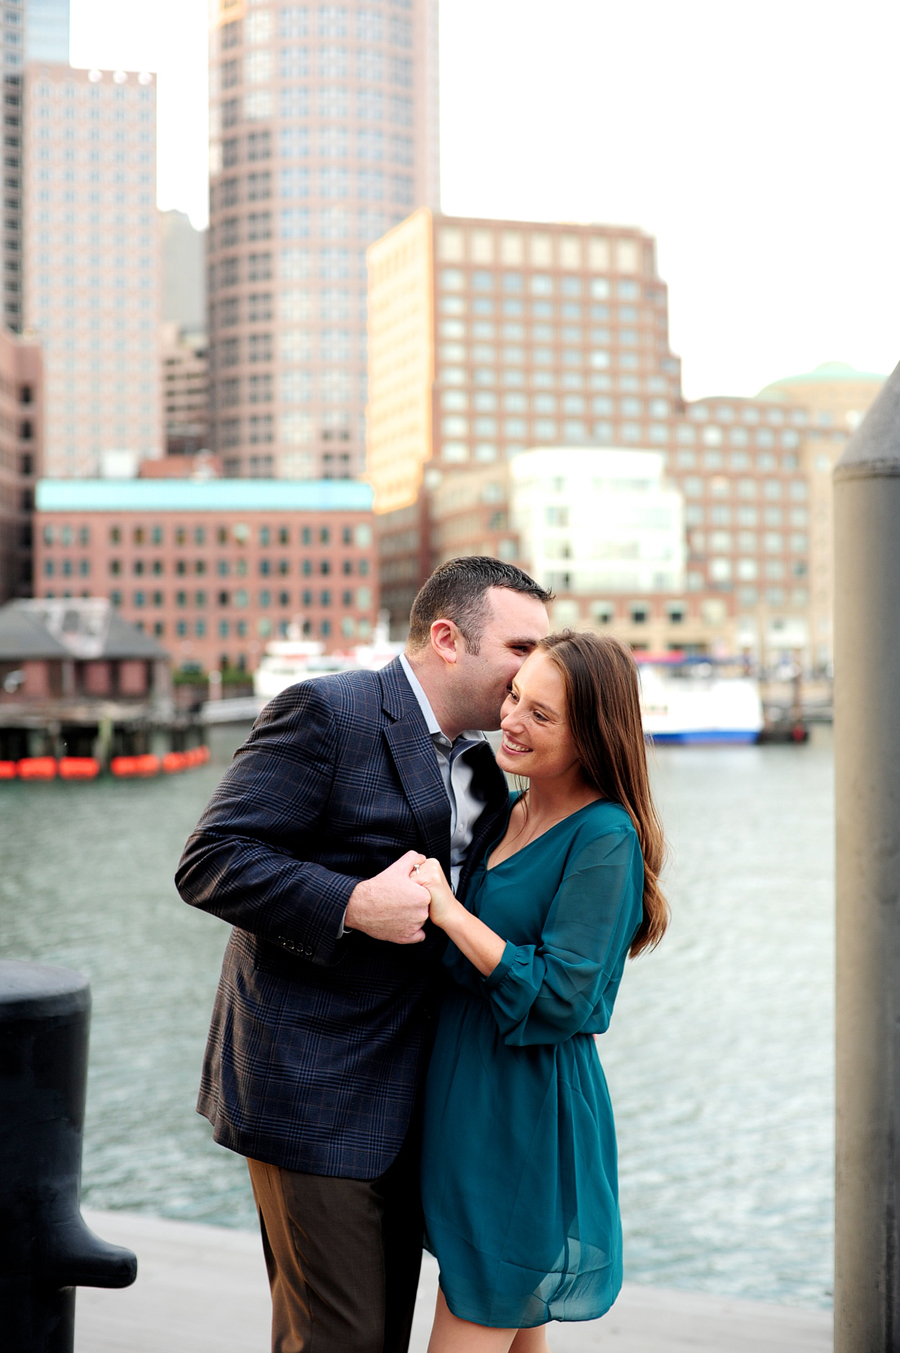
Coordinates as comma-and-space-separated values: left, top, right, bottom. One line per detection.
77, 1210, 832, 1352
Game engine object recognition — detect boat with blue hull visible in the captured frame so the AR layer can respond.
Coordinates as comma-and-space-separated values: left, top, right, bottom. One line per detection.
638, 656, 764, 746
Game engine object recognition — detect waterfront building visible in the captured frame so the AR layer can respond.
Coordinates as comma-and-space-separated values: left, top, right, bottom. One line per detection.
0, 326, 42, 604
161, 322, 210, 458
205, 0, 439, 481
22, 64, 161, 479
0, 595, 170, 760
33, 477, 378, 671
367, 208, 846, 670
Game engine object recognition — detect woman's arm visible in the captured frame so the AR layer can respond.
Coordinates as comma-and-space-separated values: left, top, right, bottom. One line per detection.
417, 859, 506, 977
419, 830, 644, 1045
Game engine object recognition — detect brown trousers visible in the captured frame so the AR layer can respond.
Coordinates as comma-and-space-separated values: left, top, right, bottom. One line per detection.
247, 1140, 423, 1353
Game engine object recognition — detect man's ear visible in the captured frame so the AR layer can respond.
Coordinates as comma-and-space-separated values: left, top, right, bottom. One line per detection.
430, 618, 461, 666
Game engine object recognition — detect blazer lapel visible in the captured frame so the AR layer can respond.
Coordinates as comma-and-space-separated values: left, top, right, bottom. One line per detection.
380, 660, 451, 871
458, 741, 509, 898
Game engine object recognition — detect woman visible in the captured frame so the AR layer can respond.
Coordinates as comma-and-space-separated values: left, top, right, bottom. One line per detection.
416, 630, 668, 1353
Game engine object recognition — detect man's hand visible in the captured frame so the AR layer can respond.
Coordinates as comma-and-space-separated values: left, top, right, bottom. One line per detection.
344, 851, 431, 944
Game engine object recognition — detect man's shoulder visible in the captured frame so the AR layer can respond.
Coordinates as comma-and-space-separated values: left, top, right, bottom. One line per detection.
274, 662, 401, 722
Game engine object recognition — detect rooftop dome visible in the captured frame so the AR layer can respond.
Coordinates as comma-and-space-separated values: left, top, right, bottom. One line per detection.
760, 361, 886, 390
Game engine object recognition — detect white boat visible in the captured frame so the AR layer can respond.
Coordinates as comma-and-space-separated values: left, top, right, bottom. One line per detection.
638, 660, 763, 745
252, 619, 404, 702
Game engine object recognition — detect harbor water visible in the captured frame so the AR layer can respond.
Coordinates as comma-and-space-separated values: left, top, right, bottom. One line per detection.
0, 723, 833, 1309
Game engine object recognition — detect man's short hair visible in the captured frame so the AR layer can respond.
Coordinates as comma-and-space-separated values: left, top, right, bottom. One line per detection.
407, 556, 552, 654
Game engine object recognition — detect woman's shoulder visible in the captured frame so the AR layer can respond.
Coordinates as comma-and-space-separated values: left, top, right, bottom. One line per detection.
565, 799, 640, 859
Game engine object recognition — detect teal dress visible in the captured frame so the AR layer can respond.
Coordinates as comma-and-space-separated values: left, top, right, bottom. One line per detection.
421, 795, 644, 1329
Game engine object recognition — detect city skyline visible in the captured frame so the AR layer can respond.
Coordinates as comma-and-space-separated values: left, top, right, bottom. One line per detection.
69, 0, 900, 402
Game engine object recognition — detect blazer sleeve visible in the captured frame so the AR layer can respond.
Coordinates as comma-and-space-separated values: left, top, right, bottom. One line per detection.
479, 827, 644, 1046
175, 680, 360, 967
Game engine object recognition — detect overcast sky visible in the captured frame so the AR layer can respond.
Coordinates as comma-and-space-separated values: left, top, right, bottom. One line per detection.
70, 0, 900, 401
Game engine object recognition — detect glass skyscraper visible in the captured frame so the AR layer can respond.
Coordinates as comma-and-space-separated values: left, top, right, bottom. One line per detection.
206, 0, 439, 480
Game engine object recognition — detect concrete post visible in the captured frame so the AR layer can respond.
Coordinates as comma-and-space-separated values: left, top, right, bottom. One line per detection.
834, 360, 900, 1350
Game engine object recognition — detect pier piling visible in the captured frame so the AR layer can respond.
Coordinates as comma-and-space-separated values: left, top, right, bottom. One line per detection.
834, 360, 900, 1349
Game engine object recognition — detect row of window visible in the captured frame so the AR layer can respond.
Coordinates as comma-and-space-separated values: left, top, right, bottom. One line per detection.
679, 477, 809, 502
703, 559, 807, 583
675, 427, 801, 452
42, 522, 373, 547
439, 354, 657, 389
440, 417, 671, 442
684, 505, 808, 527
114, 586, 372, 610
225, 7, 412, 43
218, 88, 412, 129
43, 556, 371, 580
690, 530, 808, 553
221, 50, 414, 88
443, 392, 671, 419
221, 126, 413, 165
441, 271, 642, 301
438, 307, 652, 334
439, 340, 650, 370
148, 616, 354, 641
440, 377, 670, 408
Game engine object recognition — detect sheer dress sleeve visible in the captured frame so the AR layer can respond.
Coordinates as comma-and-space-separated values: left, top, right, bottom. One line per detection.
480, 827, 644, 1046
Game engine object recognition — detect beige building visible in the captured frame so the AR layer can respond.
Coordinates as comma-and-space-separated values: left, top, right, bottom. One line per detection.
756, 362, 884, 669
367, 210, 869, 671
22, 63, 161, 478
206, 0, 439, 481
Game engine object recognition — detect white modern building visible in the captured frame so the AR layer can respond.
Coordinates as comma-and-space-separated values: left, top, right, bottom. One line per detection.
23, 63, 161, 478
509, 447, 685, 596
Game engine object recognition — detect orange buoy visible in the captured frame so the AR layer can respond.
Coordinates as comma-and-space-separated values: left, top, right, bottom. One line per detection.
0, 760, 17, 779
163, 751, 188, 773
17, 757, 57, 780
59, 757, 101, 780
111, 754, 160, 778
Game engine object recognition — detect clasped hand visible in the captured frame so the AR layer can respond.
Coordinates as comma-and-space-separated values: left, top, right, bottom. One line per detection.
343, 852, 459, 944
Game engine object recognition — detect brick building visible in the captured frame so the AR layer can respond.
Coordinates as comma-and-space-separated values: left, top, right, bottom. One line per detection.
34, 477, 377, 672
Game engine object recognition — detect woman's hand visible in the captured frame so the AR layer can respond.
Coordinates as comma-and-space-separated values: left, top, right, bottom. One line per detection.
416, 857, 507, 978
416, 858, 460, 930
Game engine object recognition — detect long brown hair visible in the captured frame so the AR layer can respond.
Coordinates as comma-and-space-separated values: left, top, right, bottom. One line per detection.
539, 630, 668, 957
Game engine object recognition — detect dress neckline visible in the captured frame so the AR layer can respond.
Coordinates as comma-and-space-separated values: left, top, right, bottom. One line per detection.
485, 795, 607, 872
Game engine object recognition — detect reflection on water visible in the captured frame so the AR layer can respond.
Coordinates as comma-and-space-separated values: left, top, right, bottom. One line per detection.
0, 722, 833, 1307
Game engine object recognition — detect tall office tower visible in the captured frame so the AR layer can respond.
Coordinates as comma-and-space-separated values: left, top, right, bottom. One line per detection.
206, 0, 440, 482
22, 64, 161, 479
1, 0, 70, 332
367, 209, 680, 623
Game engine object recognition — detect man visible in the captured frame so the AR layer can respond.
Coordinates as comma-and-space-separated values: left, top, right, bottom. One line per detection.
175, 557, 551, 1353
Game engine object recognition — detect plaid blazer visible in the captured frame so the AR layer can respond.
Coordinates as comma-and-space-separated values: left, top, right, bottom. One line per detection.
175, 658, 508, 1179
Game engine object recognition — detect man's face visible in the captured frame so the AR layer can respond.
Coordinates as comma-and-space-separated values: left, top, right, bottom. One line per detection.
455, 587, 550, 730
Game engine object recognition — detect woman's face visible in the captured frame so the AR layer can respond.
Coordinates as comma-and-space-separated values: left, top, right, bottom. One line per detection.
497, 649, 582, 785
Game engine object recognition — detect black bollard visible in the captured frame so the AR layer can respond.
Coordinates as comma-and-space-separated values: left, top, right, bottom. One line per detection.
0, 960, 137, 1350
